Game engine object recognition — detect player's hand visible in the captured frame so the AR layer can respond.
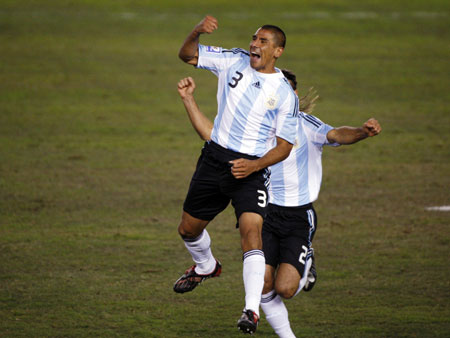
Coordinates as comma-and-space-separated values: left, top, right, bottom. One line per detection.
229, 158, 258, 179
363, 118, 381, 137
194, 15, 218, 35
177, 77, 196, 99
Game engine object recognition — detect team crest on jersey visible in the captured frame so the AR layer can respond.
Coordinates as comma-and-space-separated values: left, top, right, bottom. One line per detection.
293, 138, 299, 149
206, 46, 221, 53
265, 93, 279, 109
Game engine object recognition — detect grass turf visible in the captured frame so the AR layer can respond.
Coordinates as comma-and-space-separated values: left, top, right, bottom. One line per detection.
1, 0, 449, 337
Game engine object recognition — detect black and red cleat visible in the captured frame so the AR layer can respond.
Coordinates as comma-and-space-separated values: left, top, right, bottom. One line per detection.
237, 309, 259, 334
173, 260, 222, 293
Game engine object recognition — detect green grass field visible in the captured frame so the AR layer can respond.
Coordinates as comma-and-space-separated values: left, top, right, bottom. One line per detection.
1, 0, 449, 337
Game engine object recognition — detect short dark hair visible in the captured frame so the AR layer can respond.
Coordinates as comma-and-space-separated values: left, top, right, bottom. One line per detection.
281, 69, 297, 91
261, 24, 286, 48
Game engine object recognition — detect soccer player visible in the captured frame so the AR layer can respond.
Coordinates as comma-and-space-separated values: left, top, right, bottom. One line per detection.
176, 72, 381, 338
174, 16, 299, 334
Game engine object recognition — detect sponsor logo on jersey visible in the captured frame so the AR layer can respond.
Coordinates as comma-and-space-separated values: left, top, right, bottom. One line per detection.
206, 46, 221, 53
252, 81, 261, 89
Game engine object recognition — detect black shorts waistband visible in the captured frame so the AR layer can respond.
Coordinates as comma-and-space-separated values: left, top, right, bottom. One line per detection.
204, 141, 260, 163
268, 203, 313, 212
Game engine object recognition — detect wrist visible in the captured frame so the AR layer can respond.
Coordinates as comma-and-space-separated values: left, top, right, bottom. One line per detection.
182, 94, 194, 101
193, 26, 204, 36
360, 127, 370, 137
253, 159, 263, 172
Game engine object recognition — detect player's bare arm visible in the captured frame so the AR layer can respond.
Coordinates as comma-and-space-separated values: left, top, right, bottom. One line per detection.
177, 77, 213, 141
326, 118, 381, 145
229, 137, 293, 179
178, 15, 218, 66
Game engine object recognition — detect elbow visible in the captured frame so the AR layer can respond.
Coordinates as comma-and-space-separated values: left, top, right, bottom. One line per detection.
201, 127, 213, 142
199, 129, 212, 142
199, 134, 210, 142
202, 133, 212, 142
178, 47, 191, 63
178, 49, 197, 65
178, 46, 199, 65
178, 50, 189, 63
274, 138, 293, 162
179, 53, 197, 66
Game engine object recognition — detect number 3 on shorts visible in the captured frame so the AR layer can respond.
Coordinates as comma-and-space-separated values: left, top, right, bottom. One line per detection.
257, 190, 267, 207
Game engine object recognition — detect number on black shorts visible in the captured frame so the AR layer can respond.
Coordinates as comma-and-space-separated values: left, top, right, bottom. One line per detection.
257, 190, 267, 207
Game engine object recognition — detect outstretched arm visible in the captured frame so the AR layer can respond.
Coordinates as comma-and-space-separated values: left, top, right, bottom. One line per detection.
229, 137, 293, 179
326, 118, 381, 145
177, 77, 213, 141
178, 15, 218, 66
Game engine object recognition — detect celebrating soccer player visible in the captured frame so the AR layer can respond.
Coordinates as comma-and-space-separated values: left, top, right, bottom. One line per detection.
174, 15, 299, 334
261, 70, 381, 338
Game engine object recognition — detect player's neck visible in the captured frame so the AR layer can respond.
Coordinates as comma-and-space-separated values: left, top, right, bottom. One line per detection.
257, 68, 276, 74
253, 62, 277, 74
254, 67, 279, 75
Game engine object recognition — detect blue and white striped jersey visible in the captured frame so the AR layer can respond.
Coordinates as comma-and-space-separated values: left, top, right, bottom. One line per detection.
197, 44, 299, 157
268, 112, 340, 207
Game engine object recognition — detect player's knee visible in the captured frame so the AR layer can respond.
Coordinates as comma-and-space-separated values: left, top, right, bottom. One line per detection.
275, 283, 297, 299
177, 217, 206, 239
239, 227, 262, 251
239, 213, 263, 250
177, 223, 187, 238
177, 222, 196, 239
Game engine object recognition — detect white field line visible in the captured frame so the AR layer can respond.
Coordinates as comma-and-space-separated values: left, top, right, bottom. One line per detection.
425, 206, 450, 212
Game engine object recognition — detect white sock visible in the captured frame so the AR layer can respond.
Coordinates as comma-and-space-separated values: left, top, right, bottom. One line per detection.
242, 250, 265, 317
183, 229, 216, 274
261, 290, 296, 338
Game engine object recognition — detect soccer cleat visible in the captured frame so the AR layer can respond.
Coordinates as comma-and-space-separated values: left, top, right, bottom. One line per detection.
237, 309, 259, 334
303, 250, 317, 292
173, 260, 222, 293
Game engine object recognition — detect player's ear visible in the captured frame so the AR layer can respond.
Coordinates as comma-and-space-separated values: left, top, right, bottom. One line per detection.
274, 46, 284, 59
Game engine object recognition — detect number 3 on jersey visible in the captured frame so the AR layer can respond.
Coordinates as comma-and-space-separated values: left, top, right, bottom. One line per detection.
228, 71, 243, 88
257, 190, 267, 207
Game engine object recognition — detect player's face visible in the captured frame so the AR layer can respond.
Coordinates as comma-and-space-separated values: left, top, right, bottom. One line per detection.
249, 28, 283, 73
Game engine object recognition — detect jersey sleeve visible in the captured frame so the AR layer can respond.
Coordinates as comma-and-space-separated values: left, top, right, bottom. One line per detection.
274, 92, 299, 144
196, 44, 246, 76
301, 113, 340, 147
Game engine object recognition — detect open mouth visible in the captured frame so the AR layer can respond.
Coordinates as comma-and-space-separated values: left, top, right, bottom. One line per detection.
250, 52, 261, 60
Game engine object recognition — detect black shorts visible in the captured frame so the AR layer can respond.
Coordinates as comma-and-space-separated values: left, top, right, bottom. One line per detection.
183, 141, 270, 222
262, 203, 317, 275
